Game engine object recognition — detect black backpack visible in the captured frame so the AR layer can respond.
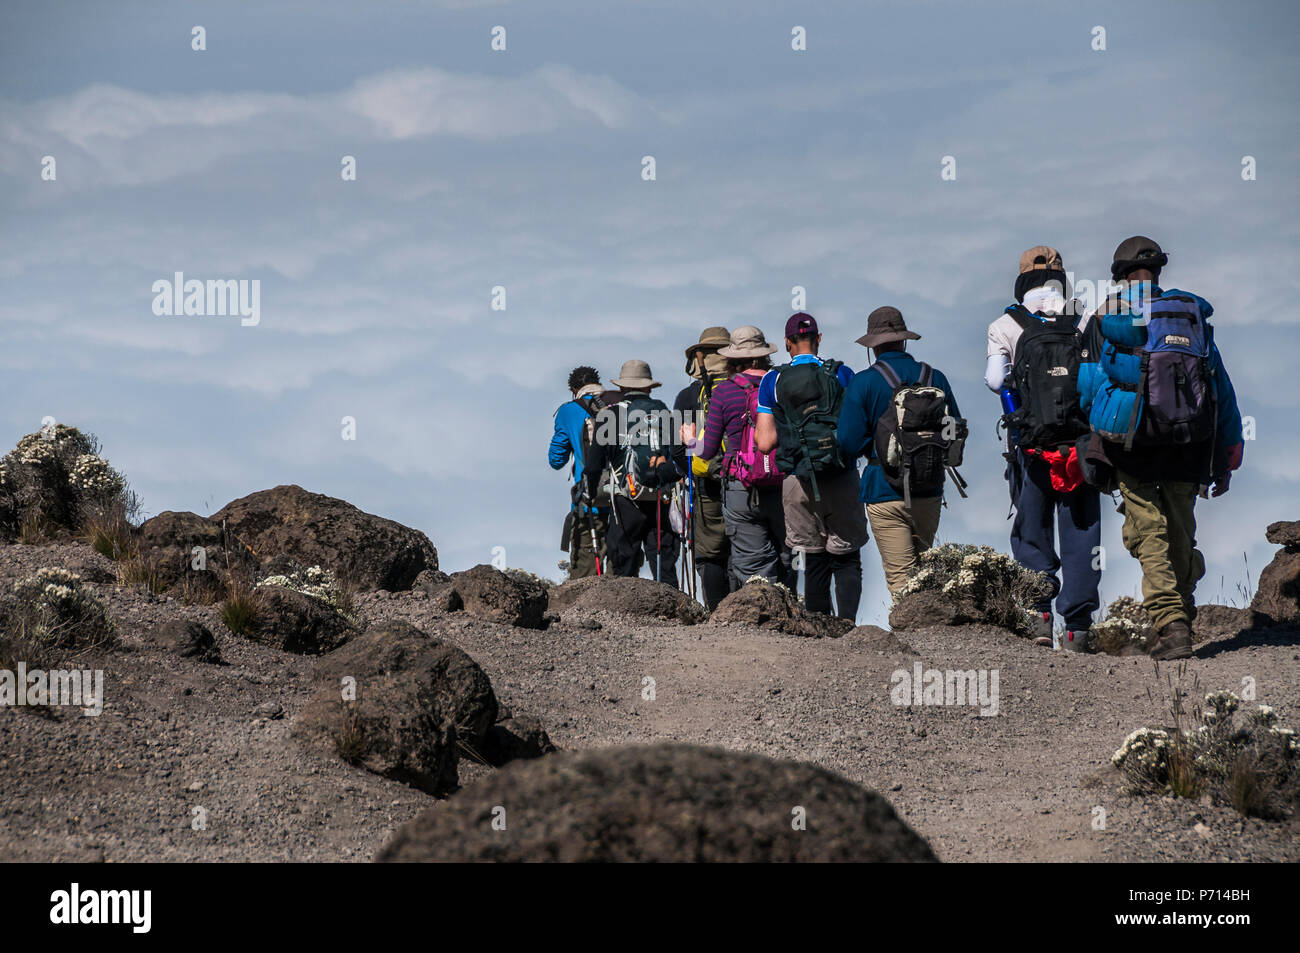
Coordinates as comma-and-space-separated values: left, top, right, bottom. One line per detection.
870, 361, 967, 509
573, 394, 610, 507
1003, 303, 1090, 451
601, 394, 671, 503
773, 359, 847, 501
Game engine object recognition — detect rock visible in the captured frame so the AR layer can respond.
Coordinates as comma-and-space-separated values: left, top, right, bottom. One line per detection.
482, 716, 558, 766
1252, 547, 1300, 625
292, 621, 497, 795
1190, 604, 1255, 643
711, 579, 854, 638
212, 485, 437, 591
888, 589, 978, 631
255, 701, 284, 720
449, 564, 547, 629
249, 586, 357, 654
143, 619, 221, 663
136, 510, 256, 597
376, 743, 937, 862
1265, 520, 1300, 548
547, 576, 706, 626
58, 549, 116, 585
846, 625, 916, 655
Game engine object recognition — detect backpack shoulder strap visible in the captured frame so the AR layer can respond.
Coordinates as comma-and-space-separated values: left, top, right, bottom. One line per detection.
1004, 303, 1036, 331
918, 363, 934, 387
572, 396, 602, 418
870, 360, 903, 389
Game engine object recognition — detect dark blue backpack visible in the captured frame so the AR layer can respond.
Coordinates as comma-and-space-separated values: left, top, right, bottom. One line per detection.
1117, 290, 1216, 449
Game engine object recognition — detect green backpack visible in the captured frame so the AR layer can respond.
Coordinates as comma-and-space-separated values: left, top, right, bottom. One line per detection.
774, 359, 848, 501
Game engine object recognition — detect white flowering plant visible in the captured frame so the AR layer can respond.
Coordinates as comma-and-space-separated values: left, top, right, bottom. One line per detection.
1089, 597, 1157, 655
896, 544, 1050, 637
256, 565, 357, 622
1113, 688, 1299, 818
2, 567, 116, 657
0, 425, 134, 540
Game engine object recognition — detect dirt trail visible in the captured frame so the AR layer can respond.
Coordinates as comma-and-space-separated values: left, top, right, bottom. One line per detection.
2, 543, 1297, 862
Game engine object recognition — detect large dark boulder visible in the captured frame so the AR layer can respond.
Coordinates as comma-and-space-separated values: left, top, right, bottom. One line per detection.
136, 510, 256, 596
711, 579, 853, 638
212, 485, 437, 591
292, 621, 497, 795
376, 743, 937, 862
1253, 521, 1300, 625
449, 565, 547, 629
547, 576, 705, 626
248, 586, 357, 654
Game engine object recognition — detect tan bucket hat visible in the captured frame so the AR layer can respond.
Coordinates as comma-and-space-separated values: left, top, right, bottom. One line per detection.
1018, 245, 1064, 275
683, 326, 732, 373
611, 359, 661, 390
717, 325, 777, 359
856, 306, 921, 349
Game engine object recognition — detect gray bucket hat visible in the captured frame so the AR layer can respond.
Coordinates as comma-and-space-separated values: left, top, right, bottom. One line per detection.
717, 325, 777, 359
611, 359, 661, 390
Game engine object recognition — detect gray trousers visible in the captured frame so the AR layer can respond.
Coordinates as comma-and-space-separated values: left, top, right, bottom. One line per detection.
722, 478, 793, 588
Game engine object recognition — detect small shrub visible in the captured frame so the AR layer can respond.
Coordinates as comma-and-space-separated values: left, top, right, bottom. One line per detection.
1090, 597, 1156, 655
0, 567, 116, 665
1114, 678, 1299, 819
220, 585, 262, 635
896, 544, 1050, 637
0, 425, 135, 541
334, 702, 366, 764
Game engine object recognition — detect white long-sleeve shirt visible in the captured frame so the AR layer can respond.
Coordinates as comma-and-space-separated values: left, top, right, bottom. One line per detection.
984, 285, 1091, 392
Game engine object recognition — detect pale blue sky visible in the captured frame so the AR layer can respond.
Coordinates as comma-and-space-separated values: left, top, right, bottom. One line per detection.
3, 0, 1297, 624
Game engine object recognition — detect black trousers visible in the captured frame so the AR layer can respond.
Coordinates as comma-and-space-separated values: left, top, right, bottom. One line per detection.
607, 495, 680, 587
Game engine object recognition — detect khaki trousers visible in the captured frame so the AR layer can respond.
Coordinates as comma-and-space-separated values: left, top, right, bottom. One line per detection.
866, 497, 942, 594
1116, 471, 1203, 630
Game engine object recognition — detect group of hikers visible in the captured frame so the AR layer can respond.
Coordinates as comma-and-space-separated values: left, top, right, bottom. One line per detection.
549, 235, 1244, 661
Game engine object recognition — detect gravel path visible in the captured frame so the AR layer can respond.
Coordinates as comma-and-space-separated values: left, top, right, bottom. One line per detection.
2, 543, 1297, 862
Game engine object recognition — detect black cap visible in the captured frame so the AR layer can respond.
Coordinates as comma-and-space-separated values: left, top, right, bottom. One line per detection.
1111, 235, 1168, 280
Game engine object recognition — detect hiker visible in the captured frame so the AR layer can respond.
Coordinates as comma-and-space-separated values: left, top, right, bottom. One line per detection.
688, 326, 795, 591
986, 246, 1100, 651
583, 360, 683, 585
1078, 236, 1244, 661
549, 365, 609, 579
838, 307, 966, 596
754, 313, 868, 620
673, 327, 734, 609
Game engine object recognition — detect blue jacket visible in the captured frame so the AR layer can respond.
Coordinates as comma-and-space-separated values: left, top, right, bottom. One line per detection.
1078, 283, 1242, 480
837, 350, 962, 504
550, 395, 608, 514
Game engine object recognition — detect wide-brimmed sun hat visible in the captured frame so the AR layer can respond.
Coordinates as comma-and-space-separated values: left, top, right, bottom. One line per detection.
856, 306, 922, 349
684, 326, 731, 373
717, 325, 778, 359
611, 359, 661, 390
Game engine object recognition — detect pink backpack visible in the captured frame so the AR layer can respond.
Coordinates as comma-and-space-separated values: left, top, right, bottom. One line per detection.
726, 374, 785, 488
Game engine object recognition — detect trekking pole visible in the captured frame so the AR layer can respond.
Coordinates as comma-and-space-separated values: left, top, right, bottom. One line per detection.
588, 503, 603, 576
685, 467, 696, 600
655, 491, 662, 583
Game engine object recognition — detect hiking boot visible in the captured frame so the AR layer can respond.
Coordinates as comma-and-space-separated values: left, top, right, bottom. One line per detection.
1029, 611, 1053, 647
1062, 627, 1090, 653
1149, 620, 1193, 661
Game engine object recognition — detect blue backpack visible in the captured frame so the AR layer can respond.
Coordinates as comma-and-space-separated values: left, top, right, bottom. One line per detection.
1101, 289, 1216, 450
